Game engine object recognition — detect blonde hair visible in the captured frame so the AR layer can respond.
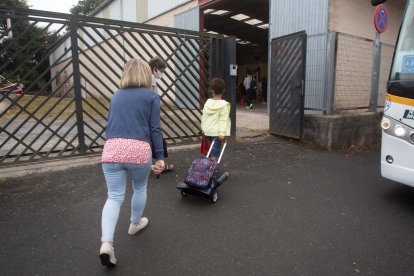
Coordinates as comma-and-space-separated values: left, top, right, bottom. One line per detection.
120, 58, 152, 89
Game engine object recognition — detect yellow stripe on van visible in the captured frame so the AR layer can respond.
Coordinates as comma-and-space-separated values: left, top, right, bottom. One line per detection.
387, 94, 414, 107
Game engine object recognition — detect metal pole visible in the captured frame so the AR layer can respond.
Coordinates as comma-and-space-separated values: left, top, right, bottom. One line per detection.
370, 31, 381, 112
325, 32, 336, 115
70, 16, 86, 154
223, 36, 237, 136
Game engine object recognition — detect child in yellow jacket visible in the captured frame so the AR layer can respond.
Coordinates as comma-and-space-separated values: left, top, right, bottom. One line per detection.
201, 77, 231, 160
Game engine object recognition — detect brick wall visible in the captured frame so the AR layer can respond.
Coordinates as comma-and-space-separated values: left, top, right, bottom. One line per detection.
333, 34, 394, 112
334, 34, 373, 112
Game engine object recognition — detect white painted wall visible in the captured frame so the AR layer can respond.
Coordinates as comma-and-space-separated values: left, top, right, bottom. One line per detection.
148, 0, 190, 19
123, 0, 136, 22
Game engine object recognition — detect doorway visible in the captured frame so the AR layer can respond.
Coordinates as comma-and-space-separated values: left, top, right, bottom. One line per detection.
200, 0, 270, 135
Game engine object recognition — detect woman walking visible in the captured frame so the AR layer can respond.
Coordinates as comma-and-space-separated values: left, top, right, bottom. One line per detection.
99, 58, 165, 266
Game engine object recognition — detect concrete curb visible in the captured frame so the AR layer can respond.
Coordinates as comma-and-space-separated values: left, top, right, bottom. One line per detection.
0, 106, 270, 181
0, 133, 273, 181
0, 144, 201, 181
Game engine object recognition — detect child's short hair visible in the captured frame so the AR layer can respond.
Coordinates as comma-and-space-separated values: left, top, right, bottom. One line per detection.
148, 56, 167, 71
210, 78, 225, 95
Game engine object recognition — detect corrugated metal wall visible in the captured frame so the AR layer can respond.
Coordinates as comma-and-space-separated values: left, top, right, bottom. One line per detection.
269, 0, 331, 114
270, 0, 329, 38
174, 6, 200, 31
136, 0, 148, 22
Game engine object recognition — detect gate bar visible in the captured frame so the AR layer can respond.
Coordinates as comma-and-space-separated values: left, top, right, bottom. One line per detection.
70, 16, 86, 154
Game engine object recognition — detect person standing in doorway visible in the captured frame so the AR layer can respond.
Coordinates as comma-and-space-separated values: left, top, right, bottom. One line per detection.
99, 58, 165, 266
148, 56, 174, 172
243, 73, 253, 109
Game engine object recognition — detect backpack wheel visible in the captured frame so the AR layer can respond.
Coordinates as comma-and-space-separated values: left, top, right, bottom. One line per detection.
210, 190, 218, 203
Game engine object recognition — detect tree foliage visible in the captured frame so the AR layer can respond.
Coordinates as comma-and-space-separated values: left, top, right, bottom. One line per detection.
70, 0, 105, 15
0, 0, 28, 36
0, 0, 28, 9
0, 0, 60, 92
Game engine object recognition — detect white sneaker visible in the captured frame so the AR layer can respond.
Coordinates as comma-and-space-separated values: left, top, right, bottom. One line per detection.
100, 243, 117, 266
249, 104, 253, 109
245, 106, 250, 109
128, 217, 149, 235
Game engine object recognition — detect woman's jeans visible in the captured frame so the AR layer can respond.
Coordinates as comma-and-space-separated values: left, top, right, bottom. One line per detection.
101, 161, 151, 242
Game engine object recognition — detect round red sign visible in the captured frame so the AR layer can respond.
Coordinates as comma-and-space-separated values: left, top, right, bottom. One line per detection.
374, 4, 389, 33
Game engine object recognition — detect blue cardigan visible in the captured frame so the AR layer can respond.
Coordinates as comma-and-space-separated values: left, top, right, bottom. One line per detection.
105, 87, 164, 160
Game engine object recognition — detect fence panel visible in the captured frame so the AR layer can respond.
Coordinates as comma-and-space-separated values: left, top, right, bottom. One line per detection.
333, 32, 394, 113
304, 32, 394, 114
0, 7, 223, 164
305, 33, 329, 114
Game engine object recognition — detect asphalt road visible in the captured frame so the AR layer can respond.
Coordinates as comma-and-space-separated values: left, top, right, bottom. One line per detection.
1, 136, 414, 276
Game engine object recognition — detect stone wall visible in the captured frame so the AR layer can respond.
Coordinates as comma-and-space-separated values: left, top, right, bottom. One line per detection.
303, 112, 383, 150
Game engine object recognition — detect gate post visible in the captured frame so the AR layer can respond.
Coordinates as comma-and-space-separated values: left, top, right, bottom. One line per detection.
223, 36, 237, 136
370, 32, 381, 112
325, 32, 336, 115
70, 16, 86, 154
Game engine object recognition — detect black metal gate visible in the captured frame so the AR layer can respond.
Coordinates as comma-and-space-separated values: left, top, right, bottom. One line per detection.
0, 7, 226, 164
269, 31, 306, 139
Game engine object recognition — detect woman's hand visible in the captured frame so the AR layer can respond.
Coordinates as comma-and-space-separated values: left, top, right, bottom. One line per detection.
218, 135, 225, 141
153, 160, 165, 174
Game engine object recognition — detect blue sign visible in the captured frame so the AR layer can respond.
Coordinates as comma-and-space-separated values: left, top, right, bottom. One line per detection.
402, 55, 414, 72
403, 110, 414, 120
374, 4, 389, 33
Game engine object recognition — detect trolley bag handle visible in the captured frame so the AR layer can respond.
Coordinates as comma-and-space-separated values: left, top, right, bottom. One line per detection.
206, 139, 227, 164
